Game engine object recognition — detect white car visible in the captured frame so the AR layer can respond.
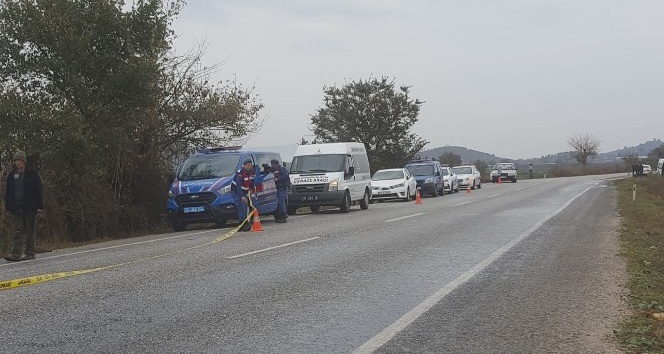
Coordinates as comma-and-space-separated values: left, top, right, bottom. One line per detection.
490, 162, 518, 183
643, 164, 652, 175
370, 168, 417, 202
442, 166, 460, 193
453, 165, 482, 190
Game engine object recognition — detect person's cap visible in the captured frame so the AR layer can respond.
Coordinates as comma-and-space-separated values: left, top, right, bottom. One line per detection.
243, 158, 253, 165
270, 159, 280, 165
13, 151, 26, 162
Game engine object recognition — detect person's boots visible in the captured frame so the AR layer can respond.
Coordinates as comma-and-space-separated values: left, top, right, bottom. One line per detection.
275, 211, 287, 223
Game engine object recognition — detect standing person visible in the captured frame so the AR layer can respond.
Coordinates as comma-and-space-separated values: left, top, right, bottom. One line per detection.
271, 159, 290, 223
528, 163, 533, 179
231, 158, 256, 231
4, 151, 43, 262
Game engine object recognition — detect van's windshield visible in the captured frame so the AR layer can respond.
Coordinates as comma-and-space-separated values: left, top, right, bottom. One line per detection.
178, 154, 240, 181
406, 165, 434, 176
290, 154, 345, 173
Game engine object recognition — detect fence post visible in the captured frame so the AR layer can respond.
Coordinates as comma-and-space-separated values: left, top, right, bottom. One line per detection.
632, 184, 636, 201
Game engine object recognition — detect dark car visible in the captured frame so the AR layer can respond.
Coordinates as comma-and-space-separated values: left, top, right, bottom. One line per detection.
404, 159, 445, 197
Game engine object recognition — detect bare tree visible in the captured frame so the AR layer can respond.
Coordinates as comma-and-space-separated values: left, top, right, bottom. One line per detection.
567, 133, 600, 168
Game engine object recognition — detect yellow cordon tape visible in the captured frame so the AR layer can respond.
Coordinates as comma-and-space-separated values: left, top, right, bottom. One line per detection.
0, 208, 256, 291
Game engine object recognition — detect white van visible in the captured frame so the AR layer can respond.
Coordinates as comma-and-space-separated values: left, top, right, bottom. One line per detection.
288, 142, 371, 214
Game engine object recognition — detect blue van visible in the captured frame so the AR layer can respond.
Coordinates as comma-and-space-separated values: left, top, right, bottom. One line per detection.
404, 159, 445, 197
166, 147, 281, 231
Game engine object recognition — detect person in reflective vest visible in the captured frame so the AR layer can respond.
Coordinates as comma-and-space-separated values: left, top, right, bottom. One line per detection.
231, 159, 255, 231
271, 159, 290, 223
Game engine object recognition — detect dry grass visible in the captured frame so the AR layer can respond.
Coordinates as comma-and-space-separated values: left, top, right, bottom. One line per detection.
615, 176, 664, 353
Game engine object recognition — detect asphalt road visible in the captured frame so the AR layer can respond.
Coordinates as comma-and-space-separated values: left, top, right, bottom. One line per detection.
0, 174, 628, 354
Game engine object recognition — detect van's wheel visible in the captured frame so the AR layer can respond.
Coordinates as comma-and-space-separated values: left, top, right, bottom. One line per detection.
172, 221, 187, 232
287, 206, 297, 215
340, 191, 351, 213
477, 181, 482, 189
359, 189, 370, 210
431, 187, 438, 197
311, 205, 320, 214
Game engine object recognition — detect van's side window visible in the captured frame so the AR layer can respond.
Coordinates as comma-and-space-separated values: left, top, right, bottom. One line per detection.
345, 155, 354, 178
255, 154, 268, 168
256, 153, 280, 175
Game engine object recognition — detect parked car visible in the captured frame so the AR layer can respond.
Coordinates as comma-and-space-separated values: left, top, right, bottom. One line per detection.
370, 168, 417, 202
490, 162, 518, 183
442, 166, 459, 193
643, 164, 652, 175
404, 159, 445, 197
453, 165, 482, 190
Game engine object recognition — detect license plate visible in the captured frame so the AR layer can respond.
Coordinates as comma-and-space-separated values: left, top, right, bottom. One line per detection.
301, 196, 318, 201
377, 191, 390, 195
183, 206, 205, 213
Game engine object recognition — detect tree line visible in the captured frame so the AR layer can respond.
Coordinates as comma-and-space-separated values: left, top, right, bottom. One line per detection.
0, 0, 262, 242
0, 1, 429, 244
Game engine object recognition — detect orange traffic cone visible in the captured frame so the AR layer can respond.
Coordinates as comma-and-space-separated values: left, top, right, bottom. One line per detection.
251, 209, 264, 232
497, 177, 502, 185
415, 189, 422, 204
467, 184, 472, 194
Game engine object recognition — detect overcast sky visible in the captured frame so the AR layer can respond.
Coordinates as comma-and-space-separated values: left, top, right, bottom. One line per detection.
170, 0, 664, 159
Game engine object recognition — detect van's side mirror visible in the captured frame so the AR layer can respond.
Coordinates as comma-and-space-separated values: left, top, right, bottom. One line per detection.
435, 171, 440, 176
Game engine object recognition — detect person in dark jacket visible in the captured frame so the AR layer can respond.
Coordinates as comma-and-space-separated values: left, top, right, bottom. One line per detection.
4, 151, 43, 261
271, 159, 290, 223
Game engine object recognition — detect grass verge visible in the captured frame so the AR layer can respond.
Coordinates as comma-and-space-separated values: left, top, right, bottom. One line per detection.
615, 177, 664, 353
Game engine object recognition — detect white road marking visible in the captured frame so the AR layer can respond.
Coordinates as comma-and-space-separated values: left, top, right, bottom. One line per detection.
352, 182, 599, 354
487, 193, 502, 198
452, 201, 472, 206
384, 213, 426, 223
227, 237, 320, 259
515, 187, 527, 191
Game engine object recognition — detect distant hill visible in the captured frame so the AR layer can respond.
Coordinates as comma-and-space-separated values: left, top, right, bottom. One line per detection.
420, 139, 664, 165
596, 139, 663, 162
418, 146, 511, 165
